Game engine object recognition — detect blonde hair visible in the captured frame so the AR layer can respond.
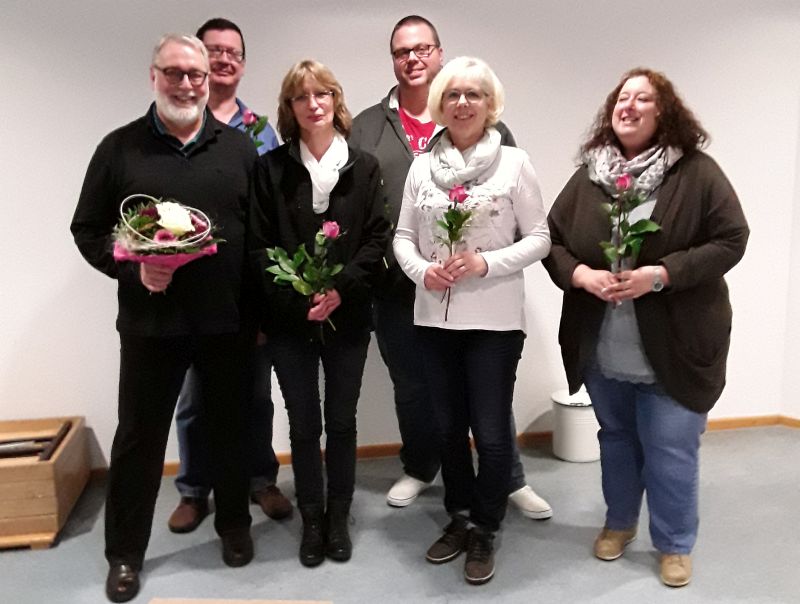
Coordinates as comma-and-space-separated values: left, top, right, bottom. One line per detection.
428, 56, 505, 127
276, 60, 352, 142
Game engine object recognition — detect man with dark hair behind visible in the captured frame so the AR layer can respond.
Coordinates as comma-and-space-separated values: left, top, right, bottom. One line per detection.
167, 17, 292, 535
350, 15, 553, 520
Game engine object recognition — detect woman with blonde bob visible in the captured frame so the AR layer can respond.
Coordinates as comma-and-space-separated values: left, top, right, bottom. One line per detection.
249, 60, 389, 568
393, 56, 550, 585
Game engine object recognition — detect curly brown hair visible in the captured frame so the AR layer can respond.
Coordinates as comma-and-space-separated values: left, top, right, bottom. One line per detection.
581, 67, 709, 156
276, 60, 352, 143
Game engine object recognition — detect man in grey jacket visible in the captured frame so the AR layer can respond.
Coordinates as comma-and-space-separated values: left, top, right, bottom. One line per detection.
350, 15, 552, 519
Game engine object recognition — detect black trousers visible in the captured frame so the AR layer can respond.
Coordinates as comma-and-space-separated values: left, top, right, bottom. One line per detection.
418, 327, 525, 533
105, 333, 252, 568
270, 329, 370, 507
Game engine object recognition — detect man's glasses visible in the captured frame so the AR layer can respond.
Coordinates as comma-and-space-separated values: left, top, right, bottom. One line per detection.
153, 66, 208, 86
290, 91, 335, 105
443, 89, 486, 105
206, 45, 245, 63
391, 44, 438, 62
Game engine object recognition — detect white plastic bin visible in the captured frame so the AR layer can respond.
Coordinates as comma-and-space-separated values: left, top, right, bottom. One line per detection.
552, 388, 600, 462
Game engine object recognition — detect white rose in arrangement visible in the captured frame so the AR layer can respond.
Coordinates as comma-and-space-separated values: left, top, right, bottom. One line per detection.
156, 201, 194, 236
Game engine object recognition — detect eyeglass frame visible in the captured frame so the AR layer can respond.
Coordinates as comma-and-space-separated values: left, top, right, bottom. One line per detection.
390, 43, 439, 62
289, 90, 335, 105
153, 65, 209, 86
443, 88, 488, 106
205, 45, 245, 63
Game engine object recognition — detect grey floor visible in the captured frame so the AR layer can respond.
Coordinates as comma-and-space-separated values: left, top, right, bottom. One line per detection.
3, 426, 799, 603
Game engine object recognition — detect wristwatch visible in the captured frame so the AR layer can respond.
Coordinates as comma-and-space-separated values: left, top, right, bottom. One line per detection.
651, 266, 664, 292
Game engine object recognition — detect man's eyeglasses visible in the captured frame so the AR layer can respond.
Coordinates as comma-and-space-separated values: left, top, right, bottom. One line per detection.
443, 89, 486, 105
391, 44, 438, 62
206, 45, 245, 63
153, 66, 208, 86
290, 91, 335, 105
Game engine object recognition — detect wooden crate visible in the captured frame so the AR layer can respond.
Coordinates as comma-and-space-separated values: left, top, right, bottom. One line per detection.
0, 416, 90, 549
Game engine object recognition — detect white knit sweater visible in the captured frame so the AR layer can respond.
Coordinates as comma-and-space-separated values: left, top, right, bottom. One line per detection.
393, 146, 550, 332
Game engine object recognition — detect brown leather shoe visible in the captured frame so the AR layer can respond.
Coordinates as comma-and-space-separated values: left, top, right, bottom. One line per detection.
168, 496, 209, 533
251, 485, 293, 520
593, 527, 637, 561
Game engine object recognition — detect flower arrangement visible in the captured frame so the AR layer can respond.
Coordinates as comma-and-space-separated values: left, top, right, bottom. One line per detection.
242, 109, 270, 149
435, 185, 473, 321
265, 221, 344, 330
112, 193, 223, 269
599, 173, 661, 269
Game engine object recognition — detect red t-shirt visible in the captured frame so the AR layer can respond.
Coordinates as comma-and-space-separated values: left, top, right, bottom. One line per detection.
398, 107, 436, 156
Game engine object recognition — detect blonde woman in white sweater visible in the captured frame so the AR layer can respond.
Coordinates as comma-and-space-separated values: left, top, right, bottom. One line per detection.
393, 56, 550, 585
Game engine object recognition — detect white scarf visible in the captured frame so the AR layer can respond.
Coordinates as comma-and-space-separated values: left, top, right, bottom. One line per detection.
300, 133, 349, 214
430, 127, 502, 189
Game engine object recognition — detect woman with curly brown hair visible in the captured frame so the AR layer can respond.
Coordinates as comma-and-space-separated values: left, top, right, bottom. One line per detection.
543, 67, 748, 587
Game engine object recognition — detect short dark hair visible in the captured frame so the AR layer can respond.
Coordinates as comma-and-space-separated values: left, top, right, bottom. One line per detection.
389, 15, 440, 51
196, 18, 246, 59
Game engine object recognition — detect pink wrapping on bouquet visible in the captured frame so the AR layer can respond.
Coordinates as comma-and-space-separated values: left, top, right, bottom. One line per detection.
112, 241, 218, 269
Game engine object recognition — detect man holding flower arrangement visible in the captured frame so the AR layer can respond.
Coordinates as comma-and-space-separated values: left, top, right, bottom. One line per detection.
71, 33, 258, 603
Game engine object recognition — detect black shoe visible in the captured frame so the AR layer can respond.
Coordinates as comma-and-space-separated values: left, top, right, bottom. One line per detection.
299, 505, 325, 567
325, 499, 352, 562
105, 564, 140, 603
426, 514, 469, 564
221, 528, 254, 567
464, 527, 495, 585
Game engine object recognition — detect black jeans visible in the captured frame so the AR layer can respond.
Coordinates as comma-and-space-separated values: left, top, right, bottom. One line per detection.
174, 341, 280, 497
373, 290, 440, 482
418, 327, 525, 532
105, 333, 251, 568
270, 329, 370, 507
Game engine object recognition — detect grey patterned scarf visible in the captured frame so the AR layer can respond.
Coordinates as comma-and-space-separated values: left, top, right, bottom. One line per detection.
583, 144, 683, 198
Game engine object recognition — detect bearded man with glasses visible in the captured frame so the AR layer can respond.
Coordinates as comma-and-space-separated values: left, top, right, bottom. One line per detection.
166, 16, 292, 539
350, 14, 552, 521
71, 33, 258, 602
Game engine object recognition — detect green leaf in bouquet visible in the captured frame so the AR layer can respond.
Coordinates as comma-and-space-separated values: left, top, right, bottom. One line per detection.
292, 279, 314, 296
628, 219, 661, 235
330, 263, 343, 276
602, 245, 619, 265
627, 236, 644, 260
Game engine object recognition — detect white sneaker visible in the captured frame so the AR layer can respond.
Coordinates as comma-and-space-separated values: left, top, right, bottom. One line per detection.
509, 485, 553, 520
386, 475, 432, 507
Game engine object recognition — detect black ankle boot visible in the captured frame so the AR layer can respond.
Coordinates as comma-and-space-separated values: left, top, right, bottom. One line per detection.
325, 498, 352, 562
299, 505, 325, 567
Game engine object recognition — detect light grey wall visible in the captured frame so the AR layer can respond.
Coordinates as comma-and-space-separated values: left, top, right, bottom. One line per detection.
2, 1, 798, 464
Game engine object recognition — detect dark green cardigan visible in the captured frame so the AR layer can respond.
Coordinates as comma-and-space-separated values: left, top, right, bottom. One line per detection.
543, 151, 749, 413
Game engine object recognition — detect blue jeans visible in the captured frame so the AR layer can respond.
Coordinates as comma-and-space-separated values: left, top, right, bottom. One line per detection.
419, 327, 525, 533
174, 341, 280, 498
583, 364, 707, 554
270, 329, 370, 507
373, 290, 527, 491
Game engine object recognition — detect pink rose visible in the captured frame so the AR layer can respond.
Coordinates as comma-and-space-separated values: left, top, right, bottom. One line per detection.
154, 229, 177, 243
242, 109, 257, 126
190, 213, 208, 232
615, 173, 633, 192
448, 184, 468, 204
321, 221, 340, 239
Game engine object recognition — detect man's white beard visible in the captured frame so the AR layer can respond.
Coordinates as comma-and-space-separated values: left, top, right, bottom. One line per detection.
154, 90, 208, 128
